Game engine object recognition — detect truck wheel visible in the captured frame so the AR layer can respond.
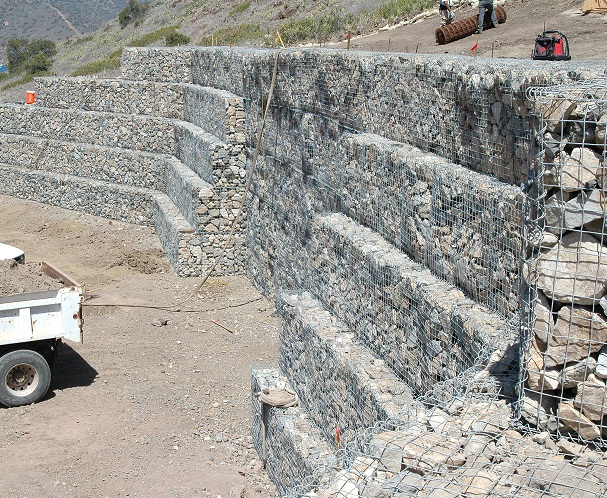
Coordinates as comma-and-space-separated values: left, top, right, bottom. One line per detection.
0, 350, 51, 407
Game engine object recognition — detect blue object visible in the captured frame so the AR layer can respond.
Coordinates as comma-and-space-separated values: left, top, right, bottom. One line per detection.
0, 64, 8, 73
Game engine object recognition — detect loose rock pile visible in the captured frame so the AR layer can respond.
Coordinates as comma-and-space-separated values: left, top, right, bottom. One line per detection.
305, 399, 607, 497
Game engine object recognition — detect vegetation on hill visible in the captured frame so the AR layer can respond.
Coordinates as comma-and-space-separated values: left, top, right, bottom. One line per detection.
1, 0, 438, 85
7, 39, 57, 71
0, 0, 130, 49
70, 26, 184, 76
118, 0, 150, 28
165, 31, 191, 47
276, 0, 435, 45
0, 38, 57, 90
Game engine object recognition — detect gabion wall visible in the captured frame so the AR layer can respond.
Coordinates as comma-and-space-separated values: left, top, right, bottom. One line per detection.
519, 79, 607, 444
164, 48, 607, 184
3, 47, 607, 494
115, 47, 607, 309
120, 47, 603, 308
0, 74, 248, 277
121, 48, 607, 495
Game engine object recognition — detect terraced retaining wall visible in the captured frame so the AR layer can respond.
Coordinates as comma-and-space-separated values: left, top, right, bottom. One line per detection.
1, 72, 248, 277
120, 47, 606, 310
2, 47, 607, 494
127, 48, 607, 493
124, 48, 606, 185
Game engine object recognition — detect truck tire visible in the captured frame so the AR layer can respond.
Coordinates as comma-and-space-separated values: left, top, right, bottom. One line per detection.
0, 350, 51, 407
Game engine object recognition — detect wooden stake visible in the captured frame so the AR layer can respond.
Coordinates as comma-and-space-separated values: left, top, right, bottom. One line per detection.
346, 31, 351, 50
276, 30, 285, 48
211, 319, 235, 334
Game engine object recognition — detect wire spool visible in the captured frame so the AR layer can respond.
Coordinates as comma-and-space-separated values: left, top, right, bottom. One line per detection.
435, 6, 507, 45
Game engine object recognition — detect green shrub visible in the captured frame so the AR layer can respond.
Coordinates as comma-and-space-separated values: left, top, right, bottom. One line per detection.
129, 26, 180, 46
7, 38, 57, 71
71, 35, 94, 47
118, 0, 149, 28
165, 32, 190, 46
279, 11, 342, 45
271, 1, 434, 46
316, 10, 342, 42
25, 53, 53, 74
71, 50, 122, 76
373, 0, 434, 23
6, 38, 29, 69
279, 17, 316, 44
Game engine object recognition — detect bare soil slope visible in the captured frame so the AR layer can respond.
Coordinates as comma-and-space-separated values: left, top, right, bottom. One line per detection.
0, 195, 279, 497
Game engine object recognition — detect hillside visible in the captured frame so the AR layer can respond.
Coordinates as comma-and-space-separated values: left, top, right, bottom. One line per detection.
0, 0, 605, 103
0, 0, 129, 53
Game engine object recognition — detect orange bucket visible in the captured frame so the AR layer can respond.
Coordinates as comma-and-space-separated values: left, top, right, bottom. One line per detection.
25, 91, 35, 105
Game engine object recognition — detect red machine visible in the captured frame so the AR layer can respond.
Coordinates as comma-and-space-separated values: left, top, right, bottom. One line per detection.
532, 30, 571, 61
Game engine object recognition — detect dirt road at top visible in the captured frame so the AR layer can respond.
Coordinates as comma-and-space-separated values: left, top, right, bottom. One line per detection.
332, 0, 606, 61
0, 194, 279, 497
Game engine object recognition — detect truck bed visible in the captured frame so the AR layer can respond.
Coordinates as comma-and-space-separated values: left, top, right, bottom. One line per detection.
0, 262, 83, 346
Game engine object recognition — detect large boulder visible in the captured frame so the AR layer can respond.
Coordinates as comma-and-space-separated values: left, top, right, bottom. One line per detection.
540, 98, 576, 135
537, 232, 607, 305
533, 292, 553, 345
564, 188, 606, 230
544, 307, 607, 368
574, 373, 607, 422
558, 401, 601, 440
558, 147, 601, 192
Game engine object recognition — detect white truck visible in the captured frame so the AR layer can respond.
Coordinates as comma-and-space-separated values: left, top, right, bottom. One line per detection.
0, 251, 83, 407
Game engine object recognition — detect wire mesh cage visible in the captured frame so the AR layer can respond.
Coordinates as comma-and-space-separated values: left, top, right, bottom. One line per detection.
287, 358, 607, 497
235, 50, 607, 496
518, 79, 607, 445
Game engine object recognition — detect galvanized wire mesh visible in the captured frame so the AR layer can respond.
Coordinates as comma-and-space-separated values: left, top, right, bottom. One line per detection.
238, 52, 607, 497
285, 342, 607, 498
517, 79, 607, 446
338, 136, 525, 319
248, 119, 519, 389
256, 55, 599, 180
286, 343, 607, 498
282, 344, 500, 497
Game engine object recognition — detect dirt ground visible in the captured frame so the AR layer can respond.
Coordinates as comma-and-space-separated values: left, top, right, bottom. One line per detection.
334, 0, 607, 61
0, 194, 279, 497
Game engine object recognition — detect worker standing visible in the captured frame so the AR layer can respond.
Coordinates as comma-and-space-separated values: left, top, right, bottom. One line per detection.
439, 0, 455, 26
477, 0, 499, 34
